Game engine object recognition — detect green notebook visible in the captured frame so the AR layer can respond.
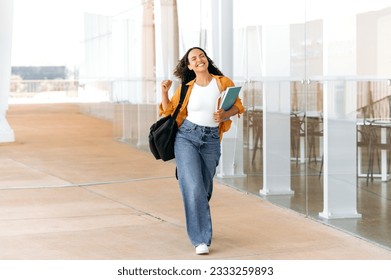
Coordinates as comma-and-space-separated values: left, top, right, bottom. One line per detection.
219, 86, 242, 111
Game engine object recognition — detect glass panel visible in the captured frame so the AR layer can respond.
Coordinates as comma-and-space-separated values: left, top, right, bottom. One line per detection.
355, 79, 391, 248
222, 0, 307, 210
306, 1, 391, 249
303, 1, 324, 218
228, 0, 391, 250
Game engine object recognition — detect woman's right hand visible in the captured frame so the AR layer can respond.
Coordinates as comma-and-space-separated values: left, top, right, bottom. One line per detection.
161, 80, 172, 93
161, 80, 172, 110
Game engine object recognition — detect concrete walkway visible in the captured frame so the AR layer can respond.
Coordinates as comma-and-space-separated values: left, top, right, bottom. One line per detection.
1, 103, 391, 260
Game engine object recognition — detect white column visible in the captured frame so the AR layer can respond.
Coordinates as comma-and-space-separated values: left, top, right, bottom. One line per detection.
319, 16, 361, 219
155, 0, 179, 80
213, 0, 245, 178
141, 0, 155, 99
0, 0, 15, 143
212, 0, 233, 78
320, 116, 361, 219
138, 0, 156, 148
154, 0, 179, 100
259, 25, 293, 196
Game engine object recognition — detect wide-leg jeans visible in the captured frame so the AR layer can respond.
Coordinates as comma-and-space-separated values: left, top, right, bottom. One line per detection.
174, 119, 221, 247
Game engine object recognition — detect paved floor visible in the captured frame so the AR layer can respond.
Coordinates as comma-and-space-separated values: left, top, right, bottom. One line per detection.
1, 103, 391, 260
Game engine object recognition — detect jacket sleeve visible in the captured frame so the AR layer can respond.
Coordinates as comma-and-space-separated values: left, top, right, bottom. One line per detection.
159, 85, 182, 117
218, 77, 246, 136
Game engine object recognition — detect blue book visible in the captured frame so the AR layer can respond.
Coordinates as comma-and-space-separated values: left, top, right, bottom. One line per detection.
219, 86, 242, 111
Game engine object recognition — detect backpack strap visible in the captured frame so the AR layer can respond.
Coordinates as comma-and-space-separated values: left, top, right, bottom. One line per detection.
172, 83, 188, 120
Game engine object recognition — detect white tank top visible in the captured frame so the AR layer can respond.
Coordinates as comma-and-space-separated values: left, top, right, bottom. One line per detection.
186, 79, 220, 127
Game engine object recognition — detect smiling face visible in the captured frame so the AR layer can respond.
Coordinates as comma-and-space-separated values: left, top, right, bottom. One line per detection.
187, 48, 209, 73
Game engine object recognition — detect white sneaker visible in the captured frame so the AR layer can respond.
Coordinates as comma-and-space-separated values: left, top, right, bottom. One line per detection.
195, 244, 209, 255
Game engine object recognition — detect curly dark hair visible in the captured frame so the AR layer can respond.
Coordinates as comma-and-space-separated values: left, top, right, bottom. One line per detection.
173, 47, 224, 83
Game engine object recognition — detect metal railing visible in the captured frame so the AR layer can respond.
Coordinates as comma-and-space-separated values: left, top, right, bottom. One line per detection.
10, 80, 79, 98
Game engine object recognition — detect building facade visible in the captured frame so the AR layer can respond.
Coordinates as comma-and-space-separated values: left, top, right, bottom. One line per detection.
79, 0, 391, 250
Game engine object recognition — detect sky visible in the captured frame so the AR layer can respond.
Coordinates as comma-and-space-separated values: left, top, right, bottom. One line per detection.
11, 0, 132, 66
11, 0, 84, 66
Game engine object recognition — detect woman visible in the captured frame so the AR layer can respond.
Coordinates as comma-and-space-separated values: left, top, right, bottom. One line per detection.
159, 47, 244, 255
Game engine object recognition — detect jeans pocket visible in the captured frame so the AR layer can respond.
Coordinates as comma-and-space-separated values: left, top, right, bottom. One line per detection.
184, 126, 195, 133
210, 131, 220, 139
182, 121, 196, 133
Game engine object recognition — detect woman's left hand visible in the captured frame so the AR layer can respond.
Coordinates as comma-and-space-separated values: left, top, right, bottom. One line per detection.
214, 109, 227, 123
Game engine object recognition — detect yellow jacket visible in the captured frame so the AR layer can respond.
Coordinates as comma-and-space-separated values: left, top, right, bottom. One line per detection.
159, 74, 245, 139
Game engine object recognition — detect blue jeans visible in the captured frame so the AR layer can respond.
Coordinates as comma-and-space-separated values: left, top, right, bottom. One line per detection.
174, 119, 221, 247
